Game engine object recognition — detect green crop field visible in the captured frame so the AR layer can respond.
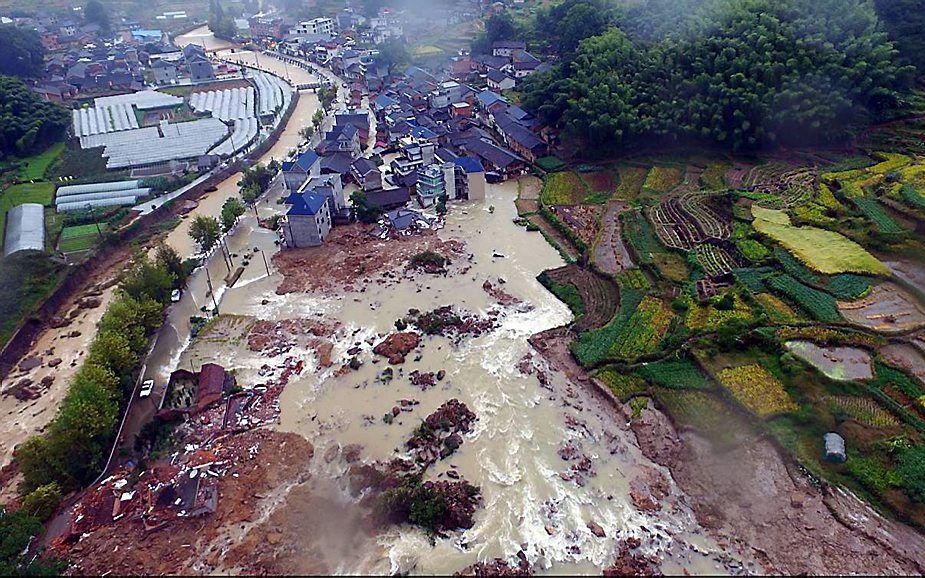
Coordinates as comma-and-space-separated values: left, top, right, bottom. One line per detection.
753, 210, 889, 275
58, 223, 106, 253
541, 171, 588, 205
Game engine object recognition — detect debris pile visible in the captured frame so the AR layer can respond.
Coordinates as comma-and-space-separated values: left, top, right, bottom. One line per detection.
373, 331, 421, 364
455, 555, 533, 576
53, 353, 308, 558
603, 538, 663, 576
247, 317, 340, 368
348, 400, 482, 535
482, 278, 532, 312
404, 306, 498, 340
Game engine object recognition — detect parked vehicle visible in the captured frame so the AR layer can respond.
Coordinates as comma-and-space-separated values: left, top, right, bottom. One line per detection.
171, 289, 181, 303
139, 379, 155, 398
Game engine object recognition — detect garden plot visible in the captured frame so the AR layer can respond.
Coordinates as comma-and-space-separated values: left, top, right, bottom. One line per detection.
880, 343, 925, 386
784, 340, 873, 381
694, 242, 740, 277
648, 191, 731, 250
738, 163, 816, 209
716, 364, 798, 418
548, 204, 602, 246
541, 172, 588, 205
839, 282, 925, 334
544, 265, 619, 331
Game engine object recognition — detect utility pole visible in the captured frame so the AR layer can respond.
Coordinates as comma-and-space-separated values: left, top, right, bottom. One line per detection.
205, 266, 219, 314
260, 249, 270, 276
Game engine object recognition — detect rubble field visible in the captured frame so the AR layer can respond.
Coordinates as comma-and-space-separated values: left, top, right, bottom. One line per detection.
273, 223, 466, 294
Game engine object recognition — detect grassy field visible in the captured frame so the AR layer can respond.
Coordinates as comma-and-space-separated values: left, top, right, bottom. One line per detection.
753, 210, 889, 275
17, 142, 65, 181
0, 253, 65, 346
58, 223, 107, 253
0, 182, 56, 240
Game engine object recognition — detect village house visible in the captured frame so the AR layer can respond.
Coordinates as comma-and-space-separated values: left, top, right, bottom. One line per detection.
282, 150, 321, 191
283, 192, 331, 247
492, 40, 527, 58
151, 59, 178, 84
351, 157, 383, 191
487, 70, 516, 92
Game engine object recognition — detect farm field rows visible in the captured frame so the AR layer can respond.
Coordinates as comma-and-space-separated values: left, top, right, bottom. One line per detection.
534, 149, 925, 530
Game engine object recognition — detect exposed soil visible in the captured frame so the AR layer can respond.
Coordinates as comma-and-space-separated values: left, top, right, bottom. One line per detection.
372, 331, 421, 364
274, 223, 466, 294
593, 201, 634, 276
544, 265, 620, 331
550, 204, 603, 246
55, 431, 318, 576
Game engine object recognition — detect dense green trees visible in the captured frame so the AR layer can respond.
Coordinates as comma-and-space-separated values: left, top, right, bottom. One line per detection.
189, 215, 221, 252
520, 0, 909, 150
0, 26, 45, 79
16, 254, 176, 495
0, 76, 70, 158
375, 39, 410, 76
208, 0, 237, 40
0, 508, 64, 575
874, 0, 925, 71
221, 196, 246, 233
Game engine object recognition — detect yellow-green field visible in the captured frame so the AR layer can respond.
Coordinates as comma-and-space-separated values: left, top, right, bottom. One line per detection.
753, 209, 889, 275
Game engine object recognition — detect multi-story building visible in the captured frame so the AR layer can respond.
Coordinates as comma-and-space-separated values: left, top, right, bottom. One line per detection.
294, 17, 335, 37
283, 192, 331, 247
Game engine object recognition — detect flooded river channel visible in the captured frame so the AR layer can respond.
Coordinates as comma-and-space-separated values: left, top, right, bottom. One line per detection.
148, 171, 731, 573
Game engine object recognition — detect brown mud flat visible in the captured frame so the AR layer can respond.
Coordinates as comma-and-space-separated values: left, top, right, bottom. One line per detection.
531, 327, 925, 576
56, 431, 317, 576
273, 223, 466, 294
544, 265, 619, 331
592, 201, 633, 277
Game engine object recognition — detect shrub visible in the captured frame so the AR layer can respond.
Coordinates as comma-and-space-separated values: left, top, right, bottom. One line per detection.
765, 273, 841, 322
896, 446, 925, 502
20, 482, 62, 521
638, 356, 710, 390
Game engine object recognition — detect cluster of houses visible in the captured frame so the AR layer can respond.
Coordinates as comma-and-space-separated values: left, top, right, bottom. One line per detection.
16, 9, 225, 103
279, 49, 554, 249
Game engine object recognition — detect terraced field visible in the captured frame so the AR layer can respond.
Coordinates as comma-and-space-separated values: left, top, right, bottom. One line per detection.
544, 265, 620, 332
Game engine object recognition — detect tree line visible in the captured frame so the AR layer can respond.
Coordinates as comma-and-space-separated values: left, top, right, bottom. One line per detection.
512, 0, 913, 150
15, 248, 188, 504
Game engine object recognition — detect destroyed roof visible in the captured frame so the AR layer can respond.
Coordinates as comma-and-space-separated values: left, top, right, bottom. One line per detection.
387, 208, 425, 230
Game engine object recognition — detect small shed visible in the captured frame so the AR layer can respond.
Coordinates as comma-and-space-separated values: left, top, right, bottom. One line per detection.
824, 432, 846, 463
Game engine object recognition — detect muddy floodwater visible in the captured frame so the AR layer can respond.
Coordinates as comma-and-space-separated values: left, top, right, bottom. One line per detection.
161, 180, 735, 575
174, 25, 236, 52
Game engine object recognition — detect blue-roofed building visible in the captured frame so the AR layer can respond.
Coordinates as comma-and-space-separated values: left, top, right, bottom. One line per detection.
131, 29, 163, 43
371, 94, 398, 112
453, 156, 486, 201
283, 192, 331, 247
282, 150, 321, 191
476, 89, 506, 110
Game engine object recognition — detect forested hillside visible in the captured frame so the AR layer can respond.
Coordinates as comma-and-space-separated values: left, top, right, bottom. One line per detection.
518, 0, 912, 150
0, 75, 70, 158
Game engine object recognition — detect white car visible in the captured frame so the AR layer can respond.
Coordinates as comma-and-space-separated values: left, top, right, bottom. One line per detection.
139, 379, 155, 398
171, 289, 181, 303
